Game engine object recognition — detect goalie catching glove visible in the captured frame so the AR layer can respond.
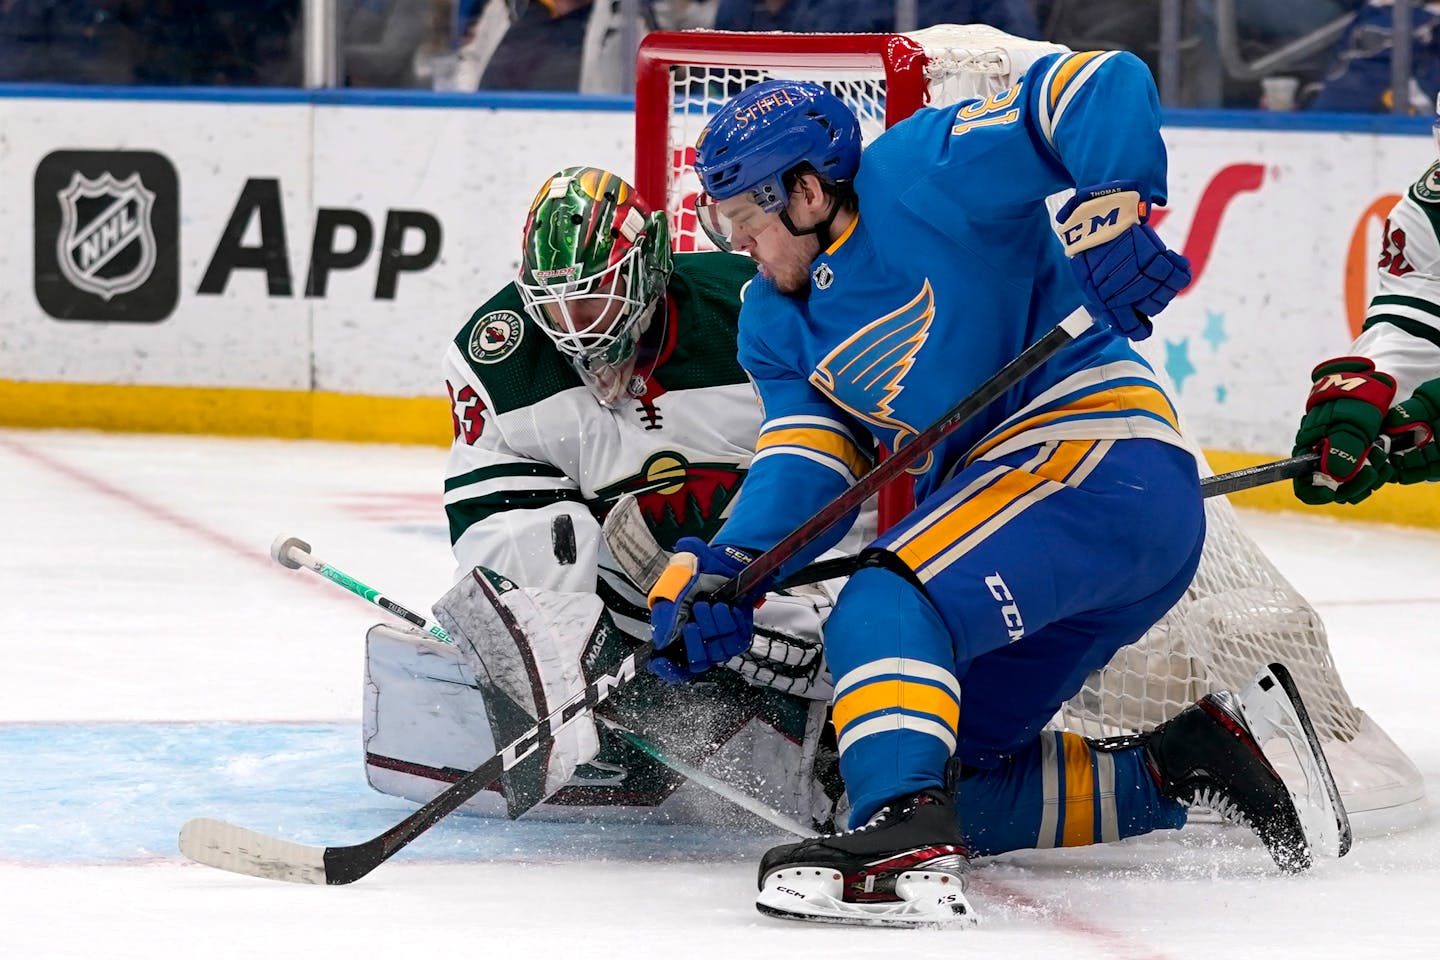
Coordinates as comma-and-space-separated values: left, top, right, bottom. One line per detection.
1292, 357, 1399, 504
647, 537, 768, 683
1055, 180, 1191, 341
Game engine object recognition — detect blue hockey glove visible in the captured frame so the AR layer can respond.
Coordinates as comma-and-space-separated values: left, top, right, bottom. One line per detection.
1055, 181, 1192, 341
646, 537, 762, 684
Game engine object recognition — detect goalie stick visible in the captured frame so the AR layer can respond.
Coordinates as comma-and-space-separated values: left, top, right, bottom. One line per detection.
269, 536, 451, 643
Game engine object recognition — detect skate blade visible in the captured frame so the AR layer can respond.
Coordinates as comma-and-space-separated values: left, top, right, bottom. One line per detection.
756, 868, 978, 928
1238, 663, 1353, 858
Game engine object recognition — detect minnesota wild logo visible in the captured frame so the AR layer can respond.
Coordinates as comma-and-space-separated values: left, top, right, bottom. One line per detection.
595, 451, 746, 548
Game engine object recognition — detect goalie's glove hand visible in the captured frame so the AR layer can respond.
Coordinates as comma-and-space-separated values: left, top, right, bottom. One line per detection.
1292, 356, 1398, 504
1382, 376, 1440, 484
647, 537, 765, 684
1055, 180, 1191, 341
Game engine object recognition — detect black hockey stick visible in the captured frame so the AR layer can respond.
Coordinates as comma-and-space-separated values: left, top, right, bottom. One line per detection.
181, 309, 1096, 885
770, 429, 1421, 589
713, 308, 1097, 605
179, 634, 653, 884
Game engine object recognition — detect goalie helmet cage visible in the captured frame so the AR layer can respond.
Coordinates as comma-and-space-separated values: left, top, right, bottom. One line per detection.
634, 25, 1424, 824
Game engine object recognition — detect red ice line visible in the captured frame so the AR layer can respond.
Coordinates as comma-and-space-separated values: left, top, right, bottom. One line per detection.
0, 436, 355, 612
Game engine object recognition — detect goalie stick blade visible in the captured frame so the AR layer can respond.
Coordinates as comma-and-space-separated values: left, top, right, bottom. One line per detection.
601, 494, 671, 592
179, 818, 330, 885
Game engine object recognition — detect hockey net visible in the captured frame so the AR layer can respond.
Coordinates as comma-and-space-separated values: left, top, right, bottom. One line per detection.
635, 25, 1424, 820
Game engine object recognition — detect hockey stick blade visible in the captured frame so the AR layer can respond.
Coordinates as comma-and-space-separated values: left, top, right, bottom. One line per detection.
178, 646, 651, 884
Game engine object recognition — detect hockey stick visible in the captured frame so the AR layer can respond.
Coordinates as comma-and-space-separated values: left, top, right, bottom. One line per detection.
1200, 431, 1416, 498
712, 308, 1096, 605
608, 439, 1417, 594
269, 536, 451, 643
181, 311, 1094, 884
180, 639, 653, 884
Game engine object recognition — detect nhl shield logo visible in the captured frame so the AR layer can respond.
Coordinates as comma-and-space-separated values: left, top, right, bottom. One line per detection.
56, 172, 158, 301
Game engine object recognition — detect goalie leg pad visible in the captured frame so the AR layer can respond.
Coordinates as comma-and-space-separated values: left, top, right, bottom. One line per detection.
433, 567, 613, 816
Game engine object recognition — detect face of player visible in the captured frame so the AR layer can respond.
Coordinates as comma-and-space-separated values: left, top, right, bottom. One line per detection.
717, 188, 823, 296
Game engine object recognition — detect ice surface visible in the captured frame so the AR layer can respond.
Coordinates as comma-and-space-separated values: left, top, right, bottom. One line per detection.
1, 428, 1435, 958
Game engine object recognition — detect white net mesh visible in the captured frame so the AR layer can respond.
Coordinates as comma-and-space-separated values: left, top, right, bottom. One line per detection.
637, 26, 1423, 816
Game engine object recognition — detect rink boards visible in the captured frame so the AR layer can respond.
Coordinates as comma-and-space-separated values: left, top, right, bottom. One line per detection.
0, 89, 1433, 525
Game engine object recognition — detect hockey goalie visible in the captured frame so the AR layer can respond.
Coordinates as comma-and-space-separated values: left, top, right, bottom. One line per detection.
364, 164, 857, 830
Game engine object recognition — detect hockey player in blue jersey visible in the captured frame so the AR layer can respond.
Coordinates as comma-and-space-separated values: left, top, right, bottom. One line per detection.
645, 51, 1348, 927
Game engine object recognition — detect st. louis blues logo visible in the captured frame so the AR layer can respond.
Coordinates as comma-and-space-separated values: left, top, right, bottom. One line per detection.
810, 280, 935, 473
56, 172, 157, 300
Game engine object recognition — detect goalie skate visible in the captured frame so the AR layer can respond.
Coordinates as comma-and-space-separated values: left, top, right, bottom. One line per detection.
1237, 662, 1352, 858
754, 788, 977, 928
1145, 662, 1351, 872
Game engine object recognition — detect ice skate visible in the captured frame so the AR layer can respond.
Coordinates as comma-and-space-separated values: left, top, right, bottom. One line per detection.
1144, 663, 1351, 872
755, 788, 976, 927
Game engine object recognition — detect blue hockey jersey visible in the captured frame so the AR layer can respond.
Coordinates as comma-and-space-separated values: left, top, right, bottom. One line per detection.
716, 50, 1190, 571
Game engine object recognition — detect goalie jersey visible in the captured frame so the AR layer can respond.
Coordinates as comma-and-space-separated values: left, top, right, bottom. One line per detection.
716, 51, 1191, 565
442, 251, 764, 626
1354, 160, 1440, 400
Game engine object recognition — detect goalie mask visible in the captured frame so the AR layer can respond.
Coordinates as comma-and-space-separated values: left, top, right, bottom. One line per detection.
517, 167, 674, 406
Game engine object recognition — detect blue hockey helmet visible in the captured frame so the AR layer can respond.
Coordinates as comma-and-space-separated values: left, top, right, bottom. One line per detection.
694, 79, 862, 212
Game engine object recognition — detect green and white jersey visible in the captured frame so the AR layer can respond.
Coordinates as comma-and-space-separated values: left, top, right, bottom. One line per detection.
1357, 161, 1440, 401
443, 252, 761, 615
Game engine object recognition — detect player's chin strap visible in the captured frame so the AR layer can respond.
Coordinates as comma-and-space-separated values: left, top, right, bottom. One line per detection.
778, 180, 851, 250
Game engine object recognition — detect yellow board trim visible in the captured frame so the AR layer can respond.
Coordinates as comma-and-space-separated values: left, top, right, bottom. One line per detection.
3, 380, 1437, 531
0, 379, 451, 446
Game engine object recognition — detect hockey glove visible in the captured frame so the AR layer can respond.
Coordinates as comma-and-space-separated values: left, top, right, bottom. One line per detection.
647, 537, 763, 684
1383, 376, 1440, 484
1292, 357, 1398, 504
1055, 180, 1192, 341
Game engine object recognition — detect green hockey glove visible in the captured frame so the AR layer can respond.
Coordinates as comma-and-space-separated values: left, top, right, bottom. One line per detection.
1292, 357, 1397, 505
1383, 377, 1440, 484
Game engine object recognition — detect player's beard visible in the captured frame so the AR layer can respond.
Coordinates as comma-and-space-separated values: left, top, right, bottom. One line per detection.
767, 236, 823, 295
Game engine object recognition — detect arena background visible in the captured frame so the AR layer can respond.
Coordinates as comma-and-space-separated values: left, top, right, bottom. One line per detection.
1, 87, 1434, 528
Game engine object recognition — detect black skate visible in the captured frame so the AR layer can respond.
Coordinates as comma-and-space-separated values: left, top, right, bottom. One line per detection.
1144, 662, 1351, 872
755, 788, 976, 927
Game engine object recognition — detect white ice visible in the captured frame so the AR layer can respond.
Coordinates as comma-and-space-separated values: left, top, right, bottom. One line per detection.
1, 428, 1436, 959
